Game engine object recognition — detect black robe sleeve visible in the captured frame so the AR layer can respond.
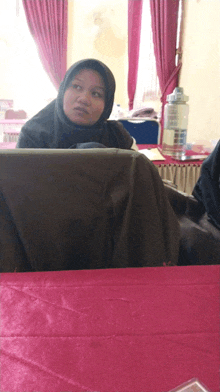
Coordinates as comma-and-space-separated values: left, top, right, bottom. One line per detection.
192, 139, 220, 229
101, 121, 133, 150
16, 101, 55, 148
16, 125, 49, 148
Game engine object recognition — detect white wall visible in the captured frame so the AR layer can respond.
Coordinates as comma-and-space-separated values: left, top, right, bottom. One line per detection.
0, 0, 16, 99
179, 0, 220, 144
67, 0, 128, 108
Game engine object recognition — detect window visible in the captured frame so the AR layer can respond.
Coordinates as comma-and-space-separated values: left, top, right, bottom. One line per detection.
0, 0, 57, 119
134, 0, 182, 114
134, 0, 161, 112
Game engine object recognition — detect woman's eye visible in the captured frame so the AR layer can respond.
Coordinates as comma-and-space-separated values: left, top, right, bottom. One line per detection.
93, 91, 103, 98
72, 84, 81, 90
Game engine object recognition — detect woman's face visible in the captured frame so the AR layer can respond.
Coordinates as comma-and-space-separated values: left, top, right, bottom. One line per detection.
63, 69, 105, 126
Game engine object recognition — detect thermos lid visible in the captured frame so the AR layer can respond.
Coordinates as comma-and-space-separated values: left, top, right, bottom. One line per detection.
166, 87, 189, 103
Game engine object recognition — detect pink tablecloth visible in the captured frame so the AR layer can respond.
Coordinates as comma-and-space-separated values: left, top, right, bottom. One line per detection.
1, 265, 219, 392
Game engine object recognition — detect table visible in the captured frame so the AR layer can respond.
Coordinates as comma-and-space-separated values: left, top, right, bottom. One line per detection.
1, 265, 219, 392
0, 142, 17, 149
3, 129, 20, 142
138, 144, 209, 194
0, 119, 26, 142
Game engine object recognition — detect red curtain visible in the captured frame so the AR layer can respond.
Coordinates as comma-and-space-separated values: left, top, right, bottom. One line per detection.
128, 0, 143, 110
150, 0, 181, 143
22, 0, 68, 90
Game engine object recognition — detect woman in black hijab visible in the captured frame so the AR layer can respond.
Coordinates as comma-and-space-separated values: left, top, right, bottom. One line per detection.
16, 59, 137, 150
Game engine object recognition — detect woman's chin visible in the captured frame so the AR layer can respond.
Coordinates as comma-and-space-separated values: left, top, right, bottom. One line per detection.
67, 114, 98, 126
68, 114, 90, 126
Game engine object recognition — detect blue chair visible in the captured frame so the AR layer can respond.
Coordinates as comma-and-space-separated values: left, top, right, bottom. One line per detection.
119, 119, 160, 144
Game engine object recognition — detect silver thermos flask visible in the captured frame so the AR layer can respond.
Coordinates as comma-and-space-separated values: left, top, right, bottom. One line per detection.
162, 87, 189, 156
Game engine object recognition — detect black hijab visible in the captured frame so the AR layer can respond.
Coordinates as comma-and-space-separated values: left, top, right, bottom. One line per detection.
17, 59, 133, 150
56, 58, 115, 127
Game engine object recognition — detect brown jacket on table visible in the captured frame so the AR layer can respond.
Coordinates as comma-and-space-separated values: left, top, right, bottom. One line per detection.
0, 149, 180, 272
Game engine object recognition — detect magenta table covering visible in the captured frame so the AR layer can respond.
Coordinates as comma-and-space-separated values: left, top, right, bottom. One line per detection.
138, 144, 209, 166
1, 265, 219, 392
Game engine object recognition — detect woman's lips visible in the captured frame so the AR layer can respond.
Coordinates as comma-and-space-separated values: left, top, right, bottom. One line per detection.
73, 107, 89, 115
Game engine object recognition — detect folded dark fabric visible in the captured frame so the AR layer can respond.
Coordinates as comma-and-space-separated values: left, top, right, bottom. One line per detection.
164, 184, 220, 265
68, 142, 107, 149
192, 139, 220, 229
178, 213, 220, 265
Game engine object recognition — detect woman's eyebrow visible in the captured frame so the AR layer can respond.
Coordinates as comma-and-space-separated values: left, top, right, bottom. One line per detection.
73, 76, 83, 82
94, 86, 105, 91
73, 76, 105, 90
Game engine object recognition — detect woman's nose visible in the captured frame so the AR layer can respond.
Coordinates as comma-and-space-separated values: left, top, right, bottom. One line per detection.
77, 90, 91, 105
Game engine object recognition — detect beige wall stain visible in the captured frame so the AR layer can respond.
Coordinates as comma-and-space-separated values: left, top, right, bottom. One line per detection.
94, 27, 126, 58
87, 8, 126, 58
68, 0, 128, 107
